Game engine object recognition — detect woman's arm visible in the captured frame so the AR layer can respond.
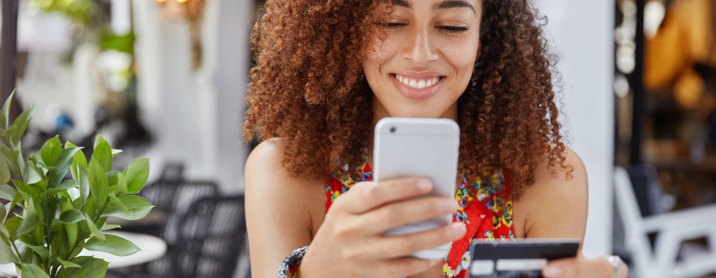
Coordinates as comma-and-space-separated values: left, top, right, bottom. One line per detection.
245, 138, 324, 278
516, 148, 626, 278
517, 148, 588, 240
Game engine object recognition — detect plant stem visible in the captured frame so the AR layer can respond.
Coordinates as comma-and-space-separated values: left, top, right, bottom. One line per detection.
9, 239, 21, 262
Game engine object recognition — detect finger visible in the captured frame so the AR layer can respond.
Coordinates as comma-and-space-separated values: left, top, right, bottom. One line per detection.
542, 257, 613, 278
337, 177, 433, 214
359, 196, 457, 235
377, 257, 443, 278
366, 222, 466, 259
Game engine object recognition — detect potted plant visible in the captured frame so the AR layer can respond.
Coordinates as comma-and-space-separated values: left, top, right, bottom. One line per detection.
0, 92, 153, 278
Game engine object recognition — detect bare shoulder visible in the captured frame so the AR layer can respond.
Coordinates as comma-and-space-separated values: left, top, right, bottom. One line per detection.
245, 138, 325, 278
513, 147, 588, 239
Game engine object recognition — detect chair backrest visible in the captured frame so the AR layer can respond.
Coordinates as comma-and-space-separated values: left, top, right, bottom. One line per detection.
614, 166, 654, 277
141, 180, 219, 244
172, 195, 247, 278
162, 181, 219, 244
614, 167, 644, 227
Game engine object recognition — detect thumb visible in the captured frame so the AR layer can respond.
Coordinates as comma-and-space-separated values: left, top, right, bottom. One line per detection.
542, 257, 613, 278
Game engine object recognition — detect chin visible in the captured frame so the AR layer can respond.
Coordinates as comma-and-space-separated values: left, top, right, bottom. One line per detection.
385, 104, 448, 119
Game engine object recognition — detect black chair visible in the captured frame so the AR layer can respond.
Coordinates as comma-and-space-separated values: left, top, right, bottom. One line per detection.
140, 181, 219, 275
109, 196, 247, 278
171, 195, 247, 278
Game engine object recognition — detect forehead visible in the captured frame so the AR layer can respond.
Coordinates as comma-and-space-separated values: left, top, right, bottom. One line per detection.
392, 0, 480, 14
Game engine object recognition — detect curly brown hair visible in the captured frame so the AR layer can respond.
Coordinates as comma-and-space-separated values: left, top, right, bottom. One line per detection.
245, 0, 570, 198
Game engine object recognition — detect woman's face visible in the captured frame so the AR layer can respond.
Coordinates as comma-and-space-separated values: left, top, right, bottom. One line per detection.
363, 0, 482, 119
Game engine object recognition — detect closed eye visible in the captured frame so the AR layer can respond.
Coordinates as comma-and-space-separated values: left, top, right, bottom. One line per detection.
438, 26, 468, 34
376, 22, 408, 31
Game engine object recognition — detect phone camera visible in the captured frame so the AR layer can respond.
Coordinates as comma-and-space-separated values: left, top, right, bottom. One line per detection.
390, 126, 396, 133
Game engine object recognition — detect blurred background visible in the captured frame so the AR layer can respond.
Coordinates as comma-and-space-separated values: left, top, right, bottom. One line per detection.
0, 0, 714, 277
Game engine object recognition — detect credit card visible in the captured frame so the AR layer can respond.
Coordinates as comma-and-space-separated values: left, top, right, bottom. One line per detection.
469, 239, 580, 278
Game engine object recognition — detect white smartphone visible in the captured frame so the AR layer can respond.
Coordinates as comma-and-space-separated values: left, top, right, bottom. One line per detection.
373, 117, 460, 260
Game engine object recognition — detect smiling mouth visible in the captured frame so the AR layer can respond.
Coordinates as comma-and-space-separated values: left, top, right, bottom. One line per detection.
392, 74, 443, 89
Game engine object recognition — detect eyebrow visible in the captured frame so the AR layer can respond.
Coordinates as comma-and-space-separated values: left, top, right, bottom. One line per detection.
392, 0, 476, 14
434, 0, 476, 13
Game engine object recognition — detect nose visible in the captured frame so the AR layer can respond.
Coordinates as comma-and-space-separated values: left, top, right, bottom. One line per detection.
402, 26, 439, 67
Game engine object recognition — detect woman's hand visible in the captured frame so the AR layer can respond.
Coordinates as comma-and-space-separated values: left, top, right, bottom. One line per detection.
542, 256, 628, 278
298, 177, 466, 278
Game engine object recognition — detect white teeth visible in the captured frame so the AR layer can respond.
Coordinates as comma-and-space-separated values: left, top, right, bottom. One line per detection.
395, 74, 441, 89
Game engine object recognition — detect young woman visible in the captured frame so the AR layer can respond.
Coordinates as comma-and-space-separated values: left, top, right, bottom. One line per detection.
244, 0, 627, 277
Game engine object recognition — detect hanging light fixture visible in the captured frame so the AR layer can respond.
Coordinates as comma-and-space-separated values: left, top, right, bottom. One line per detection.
155, 0, 207, 69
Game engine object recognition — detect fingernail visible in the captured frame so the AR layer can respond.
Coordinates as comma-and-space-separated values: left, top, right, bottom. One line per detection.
544, 265, 562, 277
417, 179, 431, 192
451, 223, 466, 237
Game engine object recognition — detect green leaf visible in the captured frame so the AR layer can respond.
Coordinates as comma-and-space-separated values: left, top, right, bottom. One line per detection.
108, 194, 128, 214
65, 141, 88, 181
116, 172, 127, 196
57, 256, 108, 278
26, 245, 49, 261
26, 157, 43, 185
40, 136, 62, 166
84, 234, 140, 256
0, 235, 16, 263
47, 147, 82, 189
21, 263, 50, 278
1, 126, 17, 146
81, 197, 96, 220
57, 258, 81, 268
1, 146, 21, 179
58, 209, 85, 224
12, 180, 40, 202
111, 149, 122, 157
84, 212, 104, 241
56, 179, 78, 190
65, 222, 78, 247
8, 193, 25, 219
78, 165, 90, 204
101, 195, 153, 220
43, 196, 57, 228
0, 150, 10, 185
124, 157, 149, 194
91, 142, 112, 173
93, 134, 107, 150
1, 90, 14, 129
0, 208, 6, 235
15, 212, 37, 237
87, 159, 108, 209
4, 217, 21, 239
9, 104, 38, 145
0, 183, 16, 201
53, 147, 82, 175
100, 224, 120, 231
12, 180, 39, 202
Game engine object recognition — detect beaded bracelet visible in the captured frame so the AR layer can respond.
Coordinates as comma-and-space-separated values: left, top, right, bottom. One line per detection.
278, 246, 309, 278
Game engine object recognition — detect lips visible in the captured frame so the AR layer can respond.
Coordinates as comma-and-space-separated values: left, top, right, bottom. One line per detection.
390, 72, 445, 100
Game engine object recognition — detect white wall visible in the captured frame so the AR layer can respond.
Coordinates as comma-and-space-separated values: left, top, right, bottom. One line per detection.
133, 0, 249, 193
535, 0, 615, 258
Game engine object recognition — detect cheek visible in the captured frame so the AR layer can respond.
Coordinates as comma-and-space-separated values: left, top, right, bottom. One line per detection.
442, 40, 478, 89
363, 37, 401, 87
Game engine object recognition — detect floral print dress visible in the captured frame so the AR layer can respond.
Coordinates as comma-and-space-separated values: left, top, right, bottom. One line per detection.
324, 158, 516, 278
